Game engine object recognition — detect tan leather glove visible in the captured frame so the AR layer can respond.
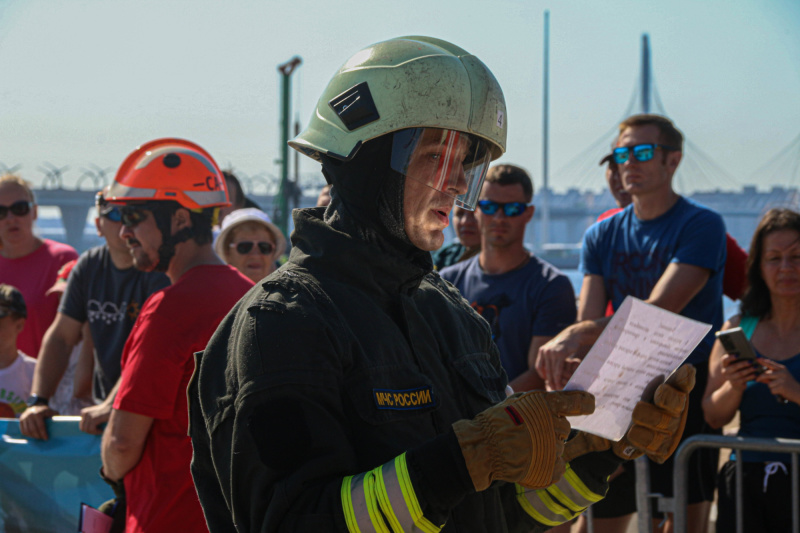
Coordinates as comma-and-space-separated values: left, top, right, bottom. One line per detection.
453, 390, 595, 491
564, 364, 696, 463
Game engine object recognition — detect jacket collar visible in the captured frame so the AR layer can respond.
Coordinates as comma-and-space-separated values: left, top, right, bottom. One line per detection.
288, 207, 432, 297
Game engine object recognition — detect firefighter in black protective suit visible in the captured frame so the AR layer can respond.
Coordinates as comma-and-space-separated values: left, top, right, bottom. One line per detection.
188, 36, 695, 532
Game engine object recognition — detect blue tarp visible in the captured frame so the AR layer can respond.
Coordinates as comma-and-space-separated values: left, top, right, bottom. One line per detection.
0, 417, 114, 532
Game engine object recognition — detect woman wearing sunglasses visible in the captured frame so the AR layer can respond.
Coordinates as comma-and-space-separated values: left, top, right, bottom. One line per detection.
214, 208, 286, 283
0, 174, 78, 358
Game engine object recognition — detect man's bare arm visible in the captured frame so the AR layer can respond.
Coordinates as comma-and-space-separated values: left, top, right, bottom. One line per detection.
19, 313, 84, 440
101, 408, 153, 481
31, 313, 83, 395
80, 379, 121, 435
72, 323, 95, 401
508, 335, 551, 392
536, 275, 609, 390
536, 265, 711, 391
577, 274, 608, 321
536, 317, 611, 391
645, 262, 710, 312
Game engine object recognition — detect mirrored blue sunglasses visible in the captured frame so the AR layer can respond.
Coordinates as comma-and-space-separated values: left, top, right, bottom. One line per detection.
477, 200, 530, 217
101, 206, 122, 223
612, 143, 677, 165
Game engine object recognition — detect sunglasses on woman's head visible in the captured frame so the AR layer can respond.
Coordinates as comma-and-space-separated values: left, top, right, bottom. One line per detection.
230, 241, 275, 255
0, 201, 33, 220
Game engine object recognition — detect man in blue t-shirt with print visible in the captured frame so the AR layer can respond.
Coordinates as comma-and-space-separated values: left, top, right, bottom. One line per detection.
536, 114, 725, 533
441, 164, 576, 393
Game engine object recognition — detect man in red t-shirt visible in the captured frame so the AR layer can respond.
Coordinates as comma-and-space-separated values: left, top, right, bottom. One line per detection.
99, 139, 253, 533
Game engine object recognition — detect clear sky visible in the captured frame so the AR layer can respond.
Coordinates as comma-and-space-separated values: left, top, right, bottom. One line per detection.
1, 0, 798, 194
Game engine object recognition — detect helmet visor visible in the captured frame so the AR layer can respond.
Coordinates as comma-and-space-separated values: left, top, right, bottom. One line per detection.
390, 128, 491, 210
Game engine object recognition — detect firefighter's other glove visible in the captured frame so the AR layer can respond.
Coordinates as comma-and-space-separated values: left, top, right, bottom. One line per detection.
453, 390, 595, 491
564, 364, 696, 464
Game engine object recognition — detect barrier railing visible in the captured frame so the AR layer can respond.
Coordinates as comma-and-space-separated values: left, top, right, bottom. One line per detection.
631, 434, 800, 533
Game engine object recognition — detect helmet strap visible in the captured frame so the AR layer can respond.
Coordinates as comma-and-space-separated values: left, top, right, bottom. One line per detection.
151, 207, 194, 272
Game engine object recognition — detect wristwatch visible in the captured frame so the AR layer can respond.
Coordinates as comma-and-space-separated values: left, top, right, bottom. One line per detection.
26, 394, 49, 407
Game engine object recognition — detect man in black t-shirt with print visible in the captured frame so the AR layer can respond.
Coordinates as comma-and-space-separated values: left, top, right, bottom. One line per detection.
19, 188, 168, 440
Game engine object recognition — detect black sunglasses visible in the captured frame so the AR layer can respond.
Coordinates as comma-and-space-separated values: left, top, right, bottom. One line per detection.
120, 206, 150, 228
477, 200, 530, 217
0, 200, 33, 220
230, 241, 275, 255
612, 144, 677, 165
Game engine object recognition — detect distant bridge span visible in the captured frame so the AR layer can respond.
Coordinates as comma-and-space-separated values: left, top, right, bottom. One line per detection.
35, 185, 800, 259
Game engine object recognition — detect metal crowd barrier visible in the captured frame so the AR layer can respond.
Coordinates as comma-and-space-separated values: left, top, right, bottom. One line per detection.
577, 457, 651, 533
629, 434, 800, 533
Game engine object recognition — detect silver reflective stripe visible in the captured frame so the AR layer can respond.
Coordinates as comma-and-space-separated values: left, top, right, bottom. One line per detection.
185, 189, 227, 206
546, 468, 604, 512
349, 472, 379, 533
108, 182, 157, 200
379, 460, 420, 531
516, 485, 578, 527
344, 455, 442, 533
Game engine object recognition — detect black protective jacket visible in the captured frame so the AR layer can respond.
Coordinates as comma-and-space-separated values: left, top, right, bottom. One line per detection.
189, 207, 619, 532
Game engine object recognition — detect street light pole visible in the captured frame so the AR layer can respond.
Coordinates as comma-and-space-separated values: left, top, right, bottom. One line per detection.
276, 56, 302, 237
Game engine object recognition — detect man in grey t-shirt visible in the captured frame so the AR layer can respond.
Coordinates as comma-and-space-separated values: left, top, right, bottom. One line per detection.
19, 189, 168, 439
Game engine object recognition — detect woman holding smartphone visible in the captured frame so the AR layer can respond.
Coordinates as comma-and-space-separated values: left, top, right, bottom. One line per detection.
703, 208, 800, 533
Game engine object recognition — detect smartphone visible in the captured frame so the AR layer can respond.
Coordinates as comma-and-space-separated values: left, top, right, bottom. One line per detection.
715, 327, 757, 360
715, 327, 764, 375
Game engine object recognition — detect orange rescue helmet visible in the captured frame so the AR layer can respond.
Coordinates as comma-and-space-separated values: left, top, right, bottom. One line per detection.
107, 138, 229, 210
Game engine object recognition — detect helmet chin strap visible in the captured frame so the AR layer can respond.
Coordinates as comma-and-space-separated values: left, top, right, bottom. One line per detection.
152, 208, 194, 272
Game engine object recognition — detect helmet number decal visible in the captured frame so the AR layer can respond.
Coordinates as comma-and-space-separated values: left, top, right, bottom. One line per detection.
496, 110, 505, 129
205, 175, 223, 191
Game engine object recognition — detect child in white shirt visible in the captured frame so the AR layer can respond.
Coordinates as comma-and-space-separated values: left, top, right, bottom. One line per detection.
0, 284, 34, 418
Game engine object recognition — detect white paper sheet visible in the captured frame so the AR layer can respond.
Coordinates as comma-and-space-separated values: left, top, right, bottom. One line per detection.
563, 296, 711, 441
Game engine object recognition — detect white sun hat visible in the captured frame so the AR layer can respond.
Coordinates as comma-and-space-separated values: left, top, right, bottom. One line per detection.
214, 208, 287, 259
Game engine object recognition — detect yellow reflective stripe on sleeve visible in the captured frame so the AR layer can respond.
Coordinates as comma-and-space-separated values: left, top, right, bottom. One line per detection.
515, 463, 606, 526
375, 459, 413, 531
342, 454, 443, 533
395, 453, 443, 533
363, 471, 391, 533
342, 475, 361, 533
543, 464, 605, 513
342, 472, 379, 533
515, 484, 580, 527
560, 464, 605, 505
546, 483, 585, 513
